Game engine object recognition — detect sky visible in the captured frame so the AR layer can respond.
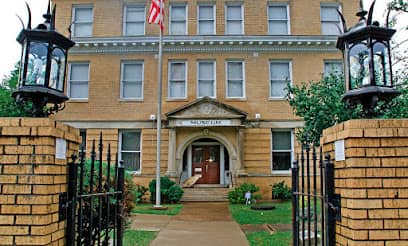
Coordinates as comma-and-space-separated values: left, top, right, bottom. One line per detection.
0, 0, 406, 81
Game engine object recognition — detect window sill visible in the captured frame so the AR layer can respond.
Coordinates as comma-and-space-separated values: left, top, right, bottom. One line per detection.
68, 99, 89, 103
271, 170, 291, 176
128, 171, 142, 176
119, 99, 144, 102
166, 98, 188, 102
268, 97, 286, 101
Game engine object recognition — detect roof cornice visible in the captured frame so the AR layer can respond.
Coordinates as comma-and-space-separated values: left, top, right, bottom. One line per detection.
70, 35, 339, 54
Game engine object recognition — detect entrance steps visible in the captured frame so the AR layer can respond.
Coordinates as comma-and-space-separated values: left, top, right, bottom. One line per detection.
181, 186, 231, 202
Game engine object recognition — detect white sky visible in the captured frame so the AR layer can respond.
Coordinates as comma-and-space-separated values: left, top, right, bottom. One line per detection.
0, 0, 406, 80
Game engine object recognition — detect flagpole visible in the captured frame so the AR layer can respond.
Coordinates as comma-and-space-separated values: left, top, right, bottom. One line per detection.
155, 1, 164, 208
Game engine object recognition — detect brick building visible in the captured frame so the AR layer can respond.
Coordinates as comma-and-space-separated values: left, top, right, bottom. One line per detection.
53, 0, 358, 197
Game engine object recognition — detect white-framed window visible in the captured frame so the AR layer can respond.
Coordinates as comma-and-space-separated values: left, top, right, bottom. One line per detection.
226, 61, 245, 98
68, 63, 89, 99
198, 4, 215, 35
225, 4, 243, 35
168, 61, 187, 99
320, 4, 341, 35
120, 61, 144, 99
268, 4, 290, 35
119, 130, 142, 172
324, 60, 343, 76
271, 129, 293, 172
270, 61, 291, 98
123, 5, 145, 36
197, 61, 216, 98
170, 4, 187, 35
72, 5, 93, 37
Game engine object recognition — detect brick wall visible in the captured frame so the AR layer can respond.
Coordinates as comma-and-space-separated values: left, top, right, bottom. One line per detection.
322, 119, 408, 245
0, 118, 80, 246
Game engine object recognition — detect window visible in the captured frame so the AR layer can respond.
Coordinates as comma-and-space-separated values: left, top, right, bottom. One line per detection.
271, 130, 293, 172
270, 61, 291, 98
197, 61, 216, 98
320, 4, 341, 35
170, 5, 187, 35
72, 5, 93, 37
168, 61, 187, 99
198, 4, 215, 35
226, 61, 245, 98
68, 63, 89, 99
119, 130, 141, 172
124, 5, 145, 36
120, 61, 144, 99
79, 129, 87, 156
268, 4, 289, 35
226, 4, 243, 35
324, 60, 343, 76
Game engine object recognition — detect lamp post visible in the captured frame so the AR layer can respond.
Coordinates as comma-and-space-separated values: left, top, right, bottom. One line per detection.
336, 0, 400, 118
12, 2, 75, 117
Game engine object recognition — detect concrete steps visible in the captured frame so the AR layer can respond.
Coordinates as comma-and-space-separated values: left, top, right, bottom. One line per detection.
181, 187, 231, 202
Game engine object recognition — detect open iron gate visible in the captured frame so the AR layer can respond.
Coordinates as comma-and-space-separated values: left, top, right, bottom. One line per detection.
65, 133, 125, 246
292, 143, 341, 246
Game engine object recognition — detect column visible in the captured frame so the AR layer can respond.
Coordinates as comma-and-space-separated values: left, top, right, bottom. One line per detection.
165, 128, 177, 177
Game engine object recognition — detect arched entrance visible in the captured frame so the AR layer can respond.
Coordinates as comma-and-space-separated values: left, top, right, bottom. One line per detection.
180, 138, 230, 185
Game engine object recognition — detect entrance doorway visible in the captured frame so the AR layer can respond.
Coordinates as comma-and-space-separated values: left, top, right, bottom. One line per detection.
181, 138, 230, 185
192, 145, 220, 184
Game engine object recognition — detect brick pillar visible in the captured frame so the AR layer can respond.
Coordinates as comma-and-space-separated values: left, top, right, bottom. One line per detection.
0, 118, 80, 246
322, 119, 408, 245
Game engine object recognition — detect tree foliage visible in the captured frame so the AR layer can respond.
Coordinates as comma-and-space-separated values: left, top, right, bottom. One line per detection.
0, 64, 30, 117
286, 74, 360, 144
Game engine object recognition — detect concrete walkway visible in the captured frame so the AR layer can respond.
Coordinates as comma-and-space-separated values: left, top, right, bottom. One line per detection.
130, 202, 249, 246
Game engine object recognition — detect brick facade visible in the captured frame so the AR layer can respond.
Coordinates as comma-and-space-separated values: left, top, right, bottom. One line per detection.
322, 119, 408, 245
0, 118, 80, 246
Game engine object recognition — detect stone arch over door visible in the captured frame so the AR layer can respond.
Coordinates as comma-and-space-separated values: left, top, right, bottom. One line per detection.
175, 130, 240, 177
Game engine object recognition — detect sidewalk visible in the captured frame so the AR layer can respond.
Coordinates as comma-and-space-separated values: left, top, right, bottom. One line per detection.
130, 202, 249, 246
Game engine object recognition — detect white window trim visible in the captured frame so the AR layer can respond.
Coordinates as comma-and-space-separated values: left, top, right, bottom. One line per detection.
71, 5, 93, 38
168, 60, 188, 99
320, 3, 342, 35
269, 60, 292, 100
123, 4, 146, 36
120, 61, 144, 100
197, 4, 216, 35
267, 3, 290, 35
67, 62, 90, 101
197, 60, 216, 99
226, 60, 246, 99
271, 129, 294, 174
225, 3, 244, 35
118, 129, 142, 174
169, 4, 188, 35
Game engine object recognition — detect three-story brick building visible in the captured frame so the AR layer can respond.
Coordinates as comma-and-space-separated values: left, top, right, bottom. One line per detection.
53, 0, 358, 197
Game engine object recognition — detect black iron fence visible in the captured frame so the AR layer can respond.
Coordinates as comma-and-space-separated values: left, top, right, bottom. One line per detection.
66, 133, 125, 246
292, 143, 340, 246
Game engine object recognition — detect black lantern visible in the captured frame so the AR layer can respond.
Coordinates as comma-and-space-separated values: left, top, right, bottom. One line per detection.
336, 0, 400, 117
12, 2, 75, 117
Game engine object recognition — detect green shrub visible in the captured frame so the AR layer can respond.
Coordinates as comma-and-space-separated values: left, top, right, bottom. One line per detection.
271, 181, 291, 201
149, 176, 184, 204
82, 160, 137, 214
135, 184, 148, 204
228, 183, 261, 204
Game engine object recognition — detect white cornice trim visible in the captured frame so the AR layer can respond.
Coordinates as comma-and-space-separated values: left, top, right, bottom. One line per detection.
70, 35, 339, 54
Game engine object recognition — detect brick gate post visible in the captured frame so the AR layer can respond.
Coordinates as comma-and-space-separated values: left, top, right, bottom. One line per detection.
321, 119, 408, 245
0, 118, 80, 245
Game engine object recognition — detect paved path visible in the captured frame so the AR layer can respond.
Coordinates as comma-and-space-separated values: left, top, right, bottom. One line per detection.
131, 202, 249, 246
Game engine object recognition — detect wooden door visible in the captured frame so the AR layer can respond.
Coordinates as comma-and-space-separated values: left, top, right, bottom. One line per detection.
192, 145, 220, 184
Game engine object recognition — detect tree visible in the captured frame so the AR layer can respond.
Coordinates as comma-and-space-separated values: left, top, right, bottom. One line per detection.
286, 74, 360, 145
0, 64, 31, 117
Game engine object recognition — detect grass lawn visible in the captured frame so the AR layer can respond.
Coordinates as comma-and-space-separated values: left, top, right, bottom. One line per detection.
131, 203, 183, 216
229, 201, 292, 224
246, 231, 292, 246
123, 230, 158, 246
229, 201, 292, 246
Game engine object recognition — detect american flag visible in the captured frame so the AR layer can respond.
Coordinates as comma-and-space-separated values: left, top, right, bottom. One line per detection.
148, 0, 165, 30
